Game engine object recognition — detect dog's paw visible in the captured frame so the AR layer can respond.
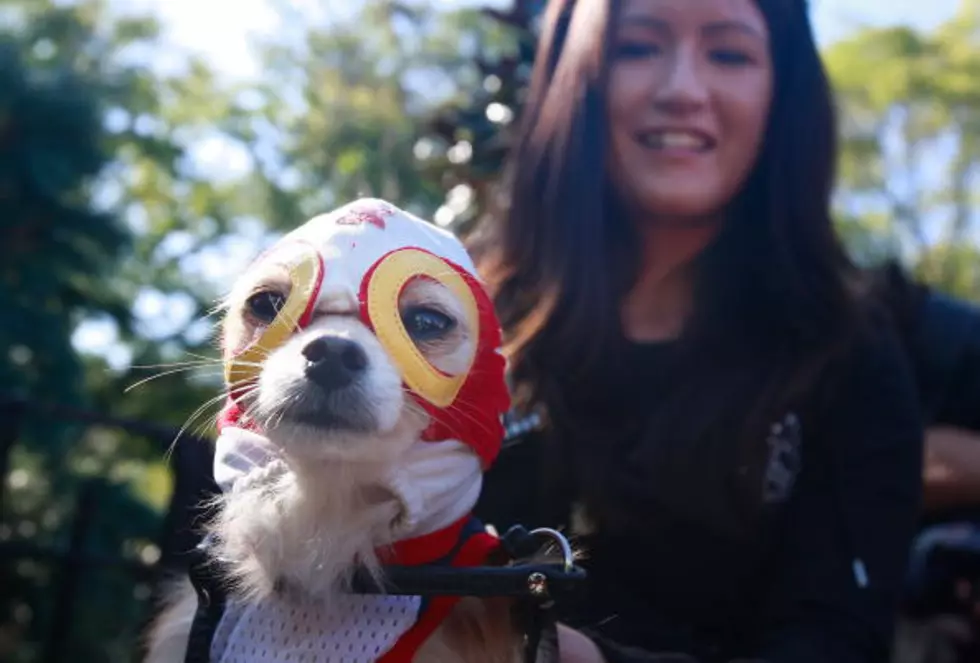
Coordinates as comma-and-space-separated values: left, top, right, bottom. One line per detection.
233, 457, 290, 494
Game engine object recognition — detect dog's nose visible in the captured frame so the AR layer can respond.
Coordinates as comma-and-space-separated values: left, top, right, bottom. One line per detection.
302, 337, 368, 390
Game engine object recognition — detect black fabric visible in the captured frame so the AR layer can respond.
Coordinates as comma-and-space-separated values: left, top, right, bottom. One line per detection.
906, 291, 980, 430
889, 287, 980, 526
475, 326, 924, 663
184, 538, 228, 663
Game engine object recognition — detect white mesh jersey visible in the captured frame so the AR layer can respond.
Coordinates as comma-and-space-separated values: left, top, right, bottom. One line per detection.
210, 592, 424, 663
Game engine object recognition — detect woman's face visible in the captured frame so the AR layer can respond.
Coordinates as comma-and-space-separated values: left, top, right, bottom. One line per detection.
606, 0, 773, 223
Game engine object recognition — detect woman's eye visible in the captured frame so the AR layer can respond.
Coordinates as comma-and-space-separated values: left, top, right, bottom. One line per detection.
614, 42, 661, 60
402, 307, 456, 342
246, 291, 286, 323
710, 49, 752, 66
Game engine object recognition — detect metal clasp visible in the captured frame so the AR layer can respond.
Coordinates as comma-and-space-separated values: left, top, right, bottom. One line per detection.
528, 527, 575, 573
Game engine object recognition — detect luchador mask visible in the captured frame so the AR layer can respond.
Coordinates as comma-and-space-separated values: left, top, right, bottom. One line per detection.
221, 198, 510, 467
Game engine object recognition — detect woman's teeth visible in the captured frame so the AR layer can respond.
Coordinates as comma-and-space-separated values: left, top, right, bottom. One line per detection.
638, 131, 710, 150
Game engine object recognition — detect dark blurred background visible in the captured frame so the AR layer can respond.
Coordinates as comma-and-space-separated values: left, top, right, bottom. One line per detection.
1, 0, 978, 661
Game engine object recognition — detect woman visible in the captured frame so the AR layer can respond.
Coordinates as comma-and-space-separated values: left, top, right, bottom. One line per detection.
473, 0, 924, 662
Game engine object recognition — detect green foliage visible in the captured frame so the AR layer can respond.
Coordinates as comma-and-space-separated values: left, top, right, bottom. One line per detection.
824, 1, 980, 296
0, 33, 128, 412
232, 0, 518, 231
0, 34, 134, 663
420, 0, 536, 235
0, 1, 218, 660
1, 1, 524, 660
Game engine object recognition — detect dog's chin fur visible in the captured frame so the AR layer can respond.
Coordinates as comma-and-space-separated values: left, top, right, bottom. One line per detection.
211, 407, 428, 603
211, 308, 440, 601
260, 403, 426, 466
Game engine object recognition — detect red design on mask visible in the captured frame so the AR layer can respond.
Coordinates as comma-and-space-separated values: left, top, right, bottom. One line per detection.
335, 202, 395, 230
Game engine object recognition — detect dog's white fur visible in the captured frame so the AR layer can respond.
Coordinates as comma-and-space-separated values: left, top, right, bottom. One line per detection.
144, 226, 521, 663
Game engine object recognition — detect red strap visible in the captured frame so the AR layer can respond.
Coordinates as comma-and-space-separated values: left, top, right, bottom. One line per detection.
376, 515, 470, 566
376, 530, 501, 662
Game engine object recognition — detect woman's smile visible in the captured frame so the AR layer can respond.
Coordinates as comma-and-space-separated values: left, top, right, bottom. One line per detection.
607, 0, 772, 221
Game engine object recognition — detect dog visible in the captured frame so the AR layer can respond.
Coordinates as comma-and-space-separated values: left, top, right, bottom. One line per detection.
144, 198, 524, 663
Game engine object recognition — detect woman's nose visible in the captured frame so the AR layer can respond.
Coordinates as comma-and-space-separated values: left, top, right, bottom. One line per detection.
653, 46, 709, 114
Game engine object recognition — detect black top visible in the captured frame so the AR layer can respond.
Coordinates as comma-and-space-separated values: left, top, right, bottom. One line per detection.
906, 289, 980, 430
476, 327, 924, 663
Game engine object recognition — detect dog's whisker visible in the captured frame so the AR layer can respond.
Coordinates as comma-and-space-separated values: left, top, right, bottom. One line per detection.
208, 292, 236, 319
452, 408, 496, 431
130, 358, 221, 370
400, 393, 430, 417
272, 307, 305, 339
225, 359, 268, 371
234, 342, 275, 363
187, 386, 255, 437
402, 396, 454, 430
179, 350, 224, 363
402, 399, 428, 417
168, 390, 248, 459
415, 393, 497, 438
395, 385, 495, 437
272, 407, 287, 431
124, 366, 225, 394
204, 303, 229, 320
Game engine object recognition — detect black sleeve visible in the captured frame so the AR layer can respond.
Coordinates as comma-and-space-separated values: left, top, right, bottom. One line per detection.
757, 328, 924, 663
475, 430, 553, 532
914, 292, 980, 430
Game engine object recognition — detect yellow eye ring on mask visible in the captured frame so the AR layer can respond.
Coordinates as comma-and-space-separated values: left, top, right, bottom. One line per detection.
364, 248, 479, 408
225, 247, 324, 389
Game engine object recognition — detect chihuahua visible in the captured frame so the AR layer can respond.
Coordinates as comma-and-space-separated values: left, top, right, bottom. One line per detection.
144, 198, 521, 663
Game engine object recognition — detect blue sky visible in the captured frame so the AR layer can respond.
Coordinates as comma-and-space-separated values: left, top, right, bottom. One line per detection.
77, 0, 964, 364
121, 0, 962, 77
811, 0, 961, 43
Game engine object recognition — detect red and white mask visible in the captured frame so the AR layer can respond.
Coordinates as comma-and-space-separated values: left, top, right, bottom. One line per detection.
214, 198, 510, 538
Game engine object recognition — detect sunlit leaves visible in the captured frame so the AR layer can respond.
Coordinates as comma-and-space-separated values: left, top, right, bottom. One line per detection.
235, 0, 515, 230
826, 4, 980, 289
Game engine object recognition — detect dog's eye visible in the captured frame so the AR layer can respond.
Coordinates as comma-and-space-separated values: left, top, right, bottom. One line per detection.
246, 290, 286, 323
402, 307, 455, 341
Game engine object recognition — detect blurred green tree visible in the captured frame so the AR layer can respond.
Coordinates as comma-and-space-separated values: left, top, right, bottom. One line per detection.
418, 0, 537, 236
0, 1, 231, 660
232, 0, 519, 233
824, 0, 980, 300
0, 27, 139, 663
0, 8, 132, 434
0, 0, 527, 659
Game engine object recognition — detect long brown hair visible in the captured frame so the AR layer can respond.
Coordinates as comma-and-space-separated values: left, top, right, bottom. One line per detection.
475, 0, 864, 539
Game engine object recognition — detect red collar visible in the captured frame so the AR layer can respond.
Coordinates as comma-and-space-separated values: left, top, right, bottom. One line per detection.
377, 515, 479, 566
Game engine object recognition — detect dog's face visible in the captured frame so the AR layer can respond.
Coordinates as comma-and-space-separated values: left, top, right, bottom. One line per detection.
219, 200, 503, 466
223, 266, 477, 461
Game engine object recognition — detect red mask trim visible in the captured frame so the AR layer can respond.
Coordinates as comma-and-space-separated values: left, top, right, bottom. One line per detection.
224, 239, 326, 416
358, 248, 510, 468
